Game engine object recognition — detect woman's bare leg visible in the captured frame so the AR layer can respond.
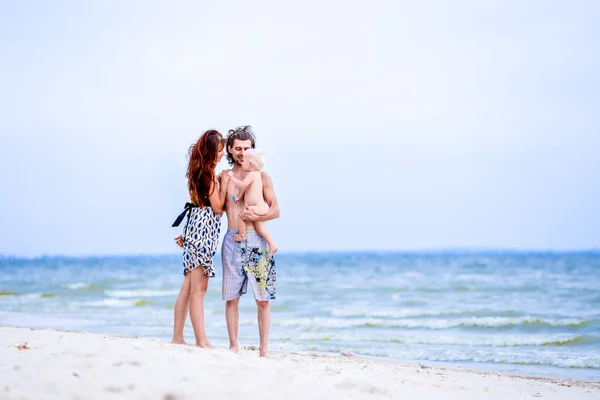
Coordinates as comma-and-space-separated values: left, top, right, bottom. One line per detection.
189, 268, 213, 348
172, 274, 191, 344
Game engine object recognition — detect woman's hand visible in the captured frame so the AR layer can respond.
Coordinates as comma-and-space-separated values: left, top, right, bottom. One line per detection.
174, 234, 184, 248
220, 169, 231, 185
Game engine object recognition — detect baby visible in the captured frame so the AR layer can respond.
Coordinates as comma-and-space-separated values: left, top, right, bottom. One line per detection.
227, 149, 278, 258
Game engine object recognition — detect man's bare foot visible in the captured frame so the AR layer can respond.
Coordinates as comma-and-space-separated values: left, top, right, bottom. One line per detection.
171, 337, 187, 345
267, 246, 278, 259
196, 341, 214, 349
259, 347, 269, 357
233, 233, 246, 242
229, 345, 239, 353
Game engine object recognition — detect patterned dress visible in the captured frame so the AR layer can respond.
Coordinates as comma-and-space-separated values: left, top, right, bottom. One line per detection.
173, 202, 221, 277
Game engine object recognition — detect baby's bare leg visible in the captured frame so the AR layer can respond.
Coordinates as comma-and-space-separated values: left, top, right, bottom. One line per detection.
255, 221, 278, 258
246, 204, 268, 215
233, 214, 247, 242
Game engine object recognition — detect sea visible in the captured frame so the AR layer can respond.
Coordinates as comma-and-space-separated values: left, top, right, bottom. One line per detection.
1, 252, 598, 381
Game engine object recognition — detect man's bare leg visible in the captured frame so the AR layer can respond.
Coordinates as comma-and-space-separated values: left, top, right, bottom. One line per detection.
256, 300, 270, 357
189, 268, 213, 348
226, 297, 240, 353
255, 222, 278, 259
171, 274, 191, 344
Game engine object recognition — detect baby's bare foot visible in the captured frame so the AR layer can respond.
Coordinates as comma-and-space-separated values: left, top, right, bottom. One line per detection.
233, 233, 246, 242
267, 246, 278, 259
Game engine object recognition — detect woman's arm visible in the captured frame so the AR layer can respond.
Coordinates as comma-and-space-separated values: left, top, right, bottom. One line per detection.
174, 234, 184, 248
219, 169, 232, 202
207, 174, 230, 213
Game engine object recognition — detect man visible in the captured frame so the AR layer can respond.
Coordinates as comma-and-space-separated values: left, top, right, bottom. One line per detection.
221, 126, 280, 357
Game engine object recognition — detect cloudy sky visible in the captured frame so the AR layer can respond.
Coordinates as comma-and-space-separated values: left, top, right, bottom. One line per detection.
1, 0, 599, 257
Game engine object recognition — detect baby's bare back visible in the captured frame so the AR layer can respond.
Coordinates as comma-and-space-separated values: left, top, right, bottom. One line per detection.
244, 171, 269, 214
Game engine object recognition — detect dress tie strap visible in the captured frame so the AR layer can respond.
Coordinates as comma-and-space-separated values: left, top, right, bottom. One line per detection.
172, 202, 197, 227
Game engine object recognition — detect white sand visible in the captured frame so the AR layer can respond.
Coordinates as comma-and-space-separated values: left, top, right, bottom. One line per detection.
1, 327, 598, 400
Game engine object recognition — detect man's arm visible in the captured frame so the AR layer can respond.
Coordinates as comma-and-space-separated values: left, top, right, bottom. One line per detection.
241, 171, 280, 222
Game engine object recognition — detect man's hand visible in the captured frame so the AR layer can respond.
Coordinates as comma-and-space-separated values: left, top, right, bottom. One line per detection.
174, 235, 184, 248
241, 206, 261, 221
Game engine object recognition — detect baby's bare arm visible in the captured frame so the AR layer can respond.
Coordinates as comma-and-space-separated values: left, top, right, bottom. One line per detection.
241, 172, 280, 222
227, 171, 258, 200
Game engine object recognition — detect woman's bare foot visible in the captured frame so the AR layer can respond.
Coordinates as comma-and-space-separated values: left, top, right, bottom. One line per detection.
196, 341, 214, 349
229, 344, 239, 353
171, 336, 187, 345
267, 246, 278, 259
233, 233, 246, 242
259, 347, 269, 357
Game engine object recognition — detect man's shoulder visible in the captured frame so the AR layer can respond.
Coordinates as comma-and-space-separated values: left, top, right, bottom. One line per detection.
260, 171, 274, 188
217, 168, 230, 179
259, 171, 272, 180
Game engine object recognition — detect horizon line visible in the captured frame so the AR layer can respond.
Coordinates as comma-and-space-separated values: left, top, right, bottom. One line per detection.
2, 248, 600, 261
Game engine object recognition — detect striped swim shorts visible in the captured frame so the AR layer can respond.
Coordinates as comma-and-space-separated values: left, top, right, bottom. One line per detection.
221, 229, 276, 301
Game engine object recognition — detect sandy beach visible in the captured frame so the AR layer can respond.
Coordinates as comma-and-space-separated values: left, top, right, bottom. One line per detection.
0, 327, 598, 400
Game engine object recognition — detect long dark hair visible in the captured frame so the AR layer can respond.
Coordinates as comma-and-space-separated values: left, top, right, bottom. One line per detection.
187, 130, 224, 206
226, 125, 256, 165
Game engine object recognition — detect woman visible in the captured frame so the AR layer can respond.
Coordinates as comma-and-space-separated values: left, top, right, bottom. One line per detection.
171, 129, 230, 347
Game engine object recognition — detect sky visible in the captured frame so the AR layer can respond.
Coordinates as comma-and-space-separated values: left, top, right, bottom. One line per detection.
1, 0, 599, 257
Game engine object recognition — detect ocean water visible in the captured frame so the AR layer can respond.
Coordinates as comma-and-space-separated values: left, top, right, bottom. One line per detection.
0, 252, 599, 381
